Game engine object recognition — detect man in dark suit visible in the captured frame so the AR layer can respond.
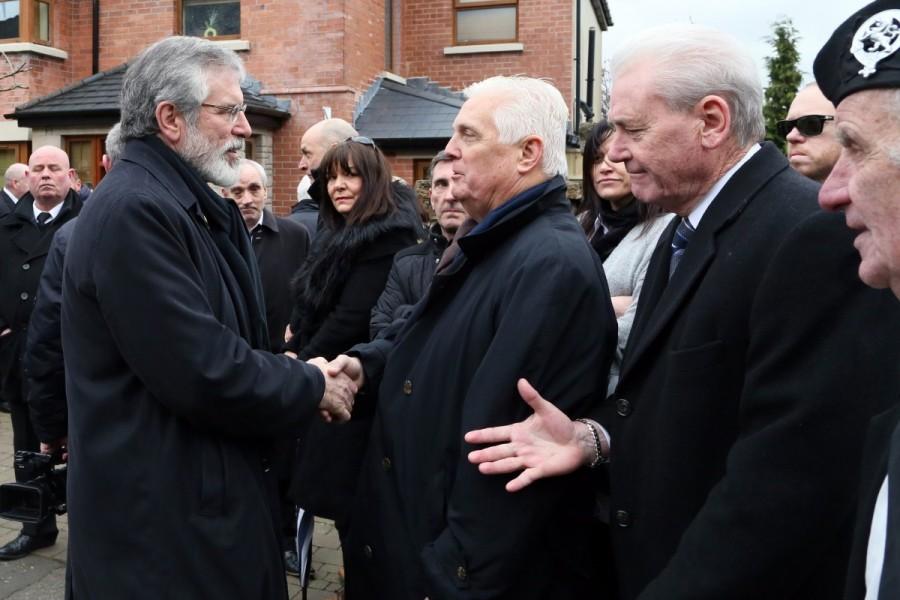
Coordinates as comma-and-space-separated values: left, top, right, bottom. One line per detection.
229, 157, 309, 574
0, 146, 82, 560
0, 163, 28, 217
466, 24, 900, 599
813, 2, 900, 597
329, 75, 617, 599
60, 36, 355, 598
231, 158, 309, 352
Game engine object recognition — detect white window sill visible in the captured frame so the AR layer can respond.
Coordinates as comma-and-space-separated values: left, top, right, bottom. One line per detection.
0, 42, 67, 60
443, 42, 524, 55
210, 39, 250, 52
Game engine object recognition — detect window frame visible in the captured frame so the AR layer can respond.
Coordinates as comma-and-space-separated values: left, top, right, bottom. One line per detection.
452, 0, 518, 46
176, 0, 241, 41
64, 135, 106, 189
0, 0, 53, 46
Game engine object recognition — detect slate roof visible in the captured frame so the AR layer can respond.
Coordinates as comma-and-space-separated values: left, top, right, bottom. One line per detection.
7, 63, 291, 128
354, 76, 465, 147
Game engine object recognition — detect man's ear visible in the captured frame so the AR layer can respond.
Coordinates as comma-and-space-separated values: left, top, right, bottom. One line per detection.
696, 95, 731, 149
518, 135, 544, 174
155, 101, 184, 146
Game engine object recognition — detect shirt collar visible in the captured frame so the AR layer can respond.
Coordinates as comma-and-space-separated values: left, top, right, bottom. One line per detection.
33, 199, 64, 224
686, 144, 760, 229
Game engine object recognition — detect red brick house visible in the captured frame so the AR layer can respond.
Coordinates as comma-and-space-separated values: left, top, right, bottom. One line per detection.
0, 0, 612, 214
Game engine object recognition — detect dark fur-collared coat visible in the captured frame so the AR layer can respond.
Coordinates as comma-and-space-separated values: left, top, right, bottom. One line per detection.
286, 182, 421, 523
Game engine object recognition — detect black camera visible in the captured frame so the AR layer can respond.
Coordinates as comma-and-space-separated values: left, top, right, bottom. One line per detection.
0, 450, 67, 523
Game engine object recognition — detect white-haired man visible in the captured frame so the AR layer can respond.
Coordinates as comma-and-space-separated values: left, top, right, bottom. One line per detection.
0, 162, 28, 217
466, 25, 900, 599
60, 37, 356, 598
814, 2, 900, 597
329, 76, 617, 598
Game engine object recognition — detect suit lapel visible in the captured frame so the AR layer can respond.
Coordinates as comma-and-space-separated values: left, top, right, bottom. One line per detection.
619, 144, 788, 382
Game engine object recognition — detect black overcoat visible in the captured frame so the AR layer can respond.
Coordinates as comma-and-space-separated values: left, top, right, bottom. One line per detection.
0, 189, 81, 404
598, 144, 900, 599
252, 209, 309, 352
344, 177, 617, 599
287, 187, 420, 523
62, 138, 326, 599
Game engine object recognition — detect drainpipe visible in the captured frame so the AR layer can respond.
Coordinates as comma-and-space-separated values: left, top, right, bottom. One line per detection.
585, 27, 595, 113
574, 0, 581, 131
92, 0, 99, 74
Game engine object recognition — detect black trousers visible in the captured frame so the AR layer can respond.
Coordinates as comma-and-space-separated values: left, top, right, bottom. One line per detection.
9, 382, 58, 538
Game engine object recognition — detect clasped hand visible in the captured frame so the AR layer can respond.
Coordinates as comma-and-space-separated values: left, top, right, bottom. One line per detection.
305, 355, 366, 423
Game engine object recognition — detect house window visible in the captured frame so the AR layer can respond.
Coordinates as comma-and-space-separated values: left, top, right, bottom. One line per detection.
454, 0, 517, 45
0, 0, 51, 43
179, 0, 240, 40
0, 141, 29, 176
65, 136, 106, 189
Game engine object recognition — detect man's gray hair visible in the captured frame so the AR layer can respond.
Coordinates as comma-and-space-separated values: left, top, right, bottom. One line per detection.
429, 151, 452, 180
120, 36, 246, 141
463, 76, 569, 178
105, 123, 125, 166
239, 158, 268, 186
611, 24, 765, 147
4, 162, 26, 185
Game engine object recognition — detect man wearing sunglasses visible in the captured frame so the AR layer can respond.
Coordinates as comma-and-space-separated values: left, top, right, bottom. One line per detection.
779, 83, 840, 182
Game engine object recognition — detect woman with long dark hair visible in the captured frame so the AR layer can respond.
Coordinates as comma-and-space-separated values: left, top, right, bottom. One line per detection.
579, 120, 672, 391
283, 136, 421, 566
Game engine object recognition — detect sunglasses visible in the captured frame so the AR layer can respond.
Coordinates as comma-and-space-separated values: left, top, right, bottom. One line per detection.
776, 115, 834, 138
345, 136, 376, 147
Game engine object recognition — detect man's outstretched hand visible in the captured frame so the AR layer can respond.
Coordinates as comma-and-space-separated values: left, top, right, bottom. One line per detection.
465, 378, 591, 492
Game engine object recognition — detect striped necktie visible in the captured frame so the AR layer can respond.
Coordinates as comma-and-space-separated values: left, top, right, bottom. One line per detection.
669, 217, 695, 278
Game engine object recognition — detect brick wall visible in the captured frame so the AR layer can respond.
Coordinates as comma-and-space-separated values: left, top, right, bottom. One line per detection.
398, 0, 574, 108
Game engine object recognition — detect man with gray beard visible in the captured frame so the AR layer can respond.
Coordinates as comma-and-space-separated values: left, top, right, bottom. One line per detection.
60, 37, 357, 599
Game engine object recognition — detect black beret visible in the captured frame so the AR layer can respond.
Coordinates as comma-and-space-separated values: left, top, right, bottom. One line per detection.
814, 0, 900, 105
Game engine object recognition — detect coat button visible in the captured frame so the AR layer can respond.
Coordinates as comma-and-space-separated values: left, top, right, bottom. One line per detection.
456, 566, 467, 581
616, 398, 632, 417
19, 292, 28, 301
403, 380, 413, 395
21, 263, 30, 270
362, 544, 373, 559
382, 457, 392, 471
615, 509, 632, 527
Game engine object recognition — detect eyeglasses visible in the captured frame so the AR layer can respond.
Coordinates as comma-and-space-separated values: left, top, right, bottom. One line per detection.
776, 115, 834, 138
229, 183, 265, 198
345, 136, 376, 147
201, 102, 248, 123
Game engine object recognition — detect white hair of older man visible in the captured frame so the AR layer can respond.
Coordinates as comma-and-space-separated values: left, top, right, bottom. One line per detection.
239, 158, 268, 187
463, 76, 569, 178
611, 24, 765, 147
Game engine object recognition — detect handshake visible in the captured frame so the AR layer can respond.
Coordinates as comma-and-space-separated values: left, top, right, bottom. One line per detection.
306, 355, 365, 424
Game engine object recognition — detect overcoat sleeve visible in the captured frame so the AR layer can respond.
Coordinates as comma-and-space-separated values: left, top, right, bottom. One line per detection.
369, 254, 408, 340
296, 252, 397, 361
83, 194, 325, 438
638, 212, 900, 598
24, 225, 69, 443
420, 248, 616, 599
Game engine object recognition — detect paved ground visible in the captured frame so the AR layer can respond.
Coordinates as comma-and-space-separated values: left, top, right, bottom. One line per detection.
0, 412, 344, 599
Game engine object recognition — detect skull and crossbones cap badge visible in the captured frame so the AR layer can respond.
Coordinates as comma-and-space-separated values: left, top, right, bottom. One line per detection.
815, 0, 900, 105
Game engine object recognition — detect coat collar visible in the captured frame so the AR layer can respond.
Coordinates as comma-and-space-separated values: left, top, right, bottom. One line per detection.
260, 208, 279, 233
620, 143, 790, 381
2, 189, 82, 257
454, 175, 567, 265
120, 138, 202, 213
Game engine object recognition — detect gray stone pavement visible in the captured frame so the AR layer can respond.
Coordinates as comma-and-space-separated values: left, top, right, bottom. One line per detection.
0, 412, 344, 599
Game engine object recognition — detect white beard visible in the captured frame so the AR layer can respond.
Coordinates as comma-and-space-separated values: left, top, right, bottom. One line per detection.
178, 121, 244, 187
